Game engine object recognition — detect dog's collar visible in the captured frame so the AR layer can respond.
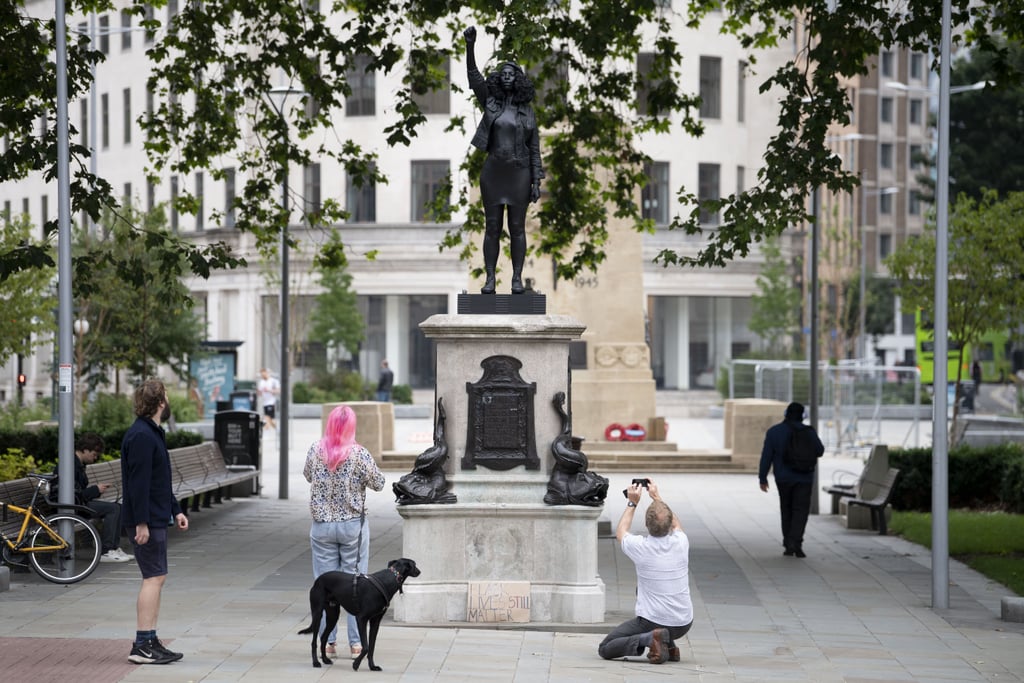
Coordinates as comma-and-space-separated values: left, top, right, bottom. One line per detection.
390, 567, 404, 583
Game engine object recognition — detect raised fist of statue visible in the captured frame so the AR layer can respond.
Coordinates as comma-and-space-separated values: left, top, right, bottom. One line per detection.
464, 26, 476, 44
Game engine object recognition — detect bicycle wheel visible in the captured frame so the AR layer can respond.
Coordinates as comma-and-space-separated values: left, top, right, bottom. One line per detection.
28, 514, 101, 584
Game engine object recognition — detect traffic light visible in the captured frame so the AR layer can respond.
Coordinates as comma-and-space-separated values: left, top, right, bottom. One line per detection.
17, 373, 26, 386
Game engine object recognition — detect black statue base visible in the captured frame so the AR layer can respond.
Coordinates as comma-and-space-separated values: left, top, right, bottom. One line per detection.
458, 292, 546, 315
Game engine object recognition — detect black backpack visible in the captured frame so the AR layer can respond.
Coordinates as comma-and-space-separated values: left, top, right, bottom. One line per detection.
784, 424, 820, 473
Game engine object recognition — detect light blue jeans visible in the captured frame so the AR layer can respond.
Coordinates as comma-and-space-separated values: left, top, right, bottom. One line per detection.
310, 518, 370, 647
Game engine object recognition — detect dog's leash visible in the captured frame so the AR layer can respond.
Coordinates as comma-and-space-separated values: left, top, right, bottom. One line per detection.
352, 502, 365, 611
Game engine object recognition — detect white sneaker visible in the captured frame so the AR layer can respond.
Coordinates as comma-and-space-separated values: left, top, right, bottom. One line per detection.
114, 548, 134, 561
100, 549, 132, 563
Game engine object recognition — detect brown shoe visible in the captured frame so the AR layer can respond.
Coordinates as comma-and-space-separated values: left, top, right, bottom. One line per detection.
647, 628, 669, 664
668, 645, 681, 662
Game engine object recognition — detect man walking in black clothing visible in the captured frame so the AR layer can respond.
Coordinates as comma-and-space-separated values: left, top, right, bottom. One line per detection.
758, 401, 824, 558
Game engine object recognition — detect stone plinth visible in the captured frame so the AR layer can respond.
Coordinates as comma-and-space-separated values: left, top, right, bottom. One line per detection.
393, 503, 605, 624
321, 401, 395, 465
724, 399, 786, 469
402, 313, 605, 623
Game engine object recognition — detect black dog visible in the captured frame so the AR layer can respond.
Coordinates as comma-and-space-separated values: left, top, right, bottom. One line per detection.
298, 558, 420, 670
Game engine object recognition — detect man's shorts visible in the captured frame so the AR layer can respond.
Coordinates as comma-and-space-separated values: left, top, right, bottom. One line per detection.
131, 526, 169, 578
263, 405, 276, 419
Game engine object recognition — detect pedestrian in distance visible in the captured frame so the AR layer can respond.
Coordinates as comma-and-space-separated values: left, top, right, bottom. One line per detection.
376, 359, 394, 403
257, 367, 280, 429
121, 378, 189, 665
758, 401, 824, 558
304, 404, 386, 660
598, 478, 693, 664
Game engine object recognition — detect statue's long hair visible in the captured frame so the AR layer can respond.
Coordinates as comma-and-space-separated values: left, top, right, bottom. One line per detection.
484, 62, 535, 105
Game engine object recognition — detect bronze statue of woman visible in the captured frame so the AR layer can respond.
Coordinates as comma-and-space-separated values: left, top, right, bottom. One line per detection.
464, 26, 544, 295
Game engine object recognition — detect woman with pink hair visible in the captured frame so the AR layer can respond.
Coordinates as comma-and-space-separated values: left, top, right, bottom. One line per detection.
303, 405, 385, 659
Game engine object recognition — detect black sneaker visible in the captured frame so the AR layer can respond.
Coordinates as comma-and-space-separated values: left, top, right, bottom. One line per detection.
129, 638, 177, 664
151, 638, 184, 662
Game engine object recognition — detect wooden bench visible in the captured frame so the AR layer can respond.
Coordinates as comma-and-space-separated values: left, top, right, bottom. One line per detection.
846, 467, 901, 535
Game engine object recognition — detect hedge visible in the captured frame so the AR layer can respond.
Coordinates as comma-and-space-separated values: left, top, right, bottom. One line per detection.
889, 442, 1024, 513
0, 427, 203, 481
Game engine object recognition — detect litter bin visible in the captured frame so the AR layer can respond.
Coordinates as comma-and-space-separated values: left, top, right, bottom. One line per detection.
214, 410, 261, 496
230, 390, 257, 411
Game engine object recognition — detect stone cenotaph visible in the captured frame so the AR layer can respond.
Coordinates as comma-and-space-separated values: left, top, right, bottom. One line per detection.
392, 313, 606, 624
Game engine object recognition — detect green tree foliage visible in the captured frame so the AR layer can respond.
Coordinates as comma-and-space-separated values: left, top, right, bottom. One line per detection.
749, 236, 799, 355
886, 191, 1024, 420
0, 214, 55, 360
915, 37, 1024, 201
74, 205, 206, 382
4, 1, 1024, 282
309, 232, 365, 362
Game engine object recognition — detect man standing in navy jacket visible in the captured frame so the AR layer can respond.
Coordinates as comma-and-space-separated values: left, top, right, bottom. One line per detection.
121, 379, 189, 665
758, 401, 824, 558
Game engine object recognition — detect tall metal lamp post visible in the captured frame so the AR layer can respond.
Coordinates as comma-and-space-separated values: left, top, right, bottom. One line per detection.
266, 85, 305, 500
887, 68, 993, 609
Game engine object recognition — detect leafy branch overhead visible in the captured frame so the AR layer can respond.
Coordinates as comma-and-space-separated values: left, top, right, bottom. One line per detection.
3, 0, 1024, 281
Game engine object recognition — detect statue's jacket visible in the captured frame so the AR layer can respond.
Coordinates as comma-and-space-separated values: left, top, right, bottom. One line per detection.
467, 64, 545, 185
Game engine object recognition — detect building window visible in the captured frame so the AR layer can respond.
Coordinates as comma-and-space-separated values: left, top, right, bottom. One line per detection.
195, 172, 204, 231
880, 50, 894, 78
41, 194, 48, 230
699, 56, 721, 119
641, 161, 669, 225
698, 162, 720, 225
346, 54, 375, 116
98, 15, 109, 54
411, 56, 450, 115
121, 10, 132, 50
146, 180, 155, 212
879, 192, 893, 215
908, 189, 921, 216
224, 167, 236, 227
737, 60, 747, 123
146, 87, 154, 123
123, 182, 132, 206
144, 4, 155, 44
304, 163, 321, 218
3, 200, 10, 223
80, 99, 88, 147
910, 53, 924, 80
167, 0, 178, 24
636, 52, 656, 116
909, 143, 923, 171
123, 88, 131, 144
880, 143, 893, 169
347, 167, 376, 222
879, 233, 893, 259
100, 93, 109, 149
170, 175, 179, 231
737, 165, 745, 194
848, 87, 857, 124
880, 97, 893, 123
909, 98, 923, 125
410, 160, 450, 222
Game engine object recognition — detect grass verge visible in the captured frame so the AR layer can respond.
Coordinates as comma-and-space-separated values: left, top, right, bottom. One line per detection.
890, 510, 1024, 597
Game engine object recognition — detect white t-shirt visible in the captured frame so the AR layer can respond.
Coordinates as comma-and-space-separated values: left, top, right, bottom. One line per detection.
620, 529, 692, 627
257, 376, 280, 407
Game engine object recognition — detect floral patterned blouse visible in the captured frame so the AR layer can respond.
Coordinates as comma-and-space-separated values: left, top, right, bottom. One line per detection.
303, 441, 385, 522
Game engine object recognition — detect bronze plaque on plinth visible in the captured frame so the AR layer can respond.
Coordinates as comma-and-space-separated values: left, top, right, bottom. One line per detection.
463, 355, 539, 470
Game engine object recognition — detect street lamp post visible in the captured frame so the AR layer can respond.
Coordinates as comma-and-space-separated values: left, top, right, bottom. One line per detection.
266, 85, 304, 501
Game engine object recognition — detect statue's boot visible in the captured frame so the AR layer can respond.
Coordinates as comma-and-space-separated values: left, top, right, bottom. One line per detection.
510, 232, 526, 294
481, 269, 496, 294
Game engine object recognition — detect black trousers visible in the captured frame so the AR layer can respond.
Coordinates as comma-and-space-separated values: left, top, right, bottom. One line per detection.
776, 480, 812, 551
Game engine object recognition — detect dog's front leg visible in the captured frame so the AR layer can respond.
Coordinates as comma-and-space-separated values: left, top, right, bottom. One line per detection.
365, 613, 385, 671
351, 616, 370, 671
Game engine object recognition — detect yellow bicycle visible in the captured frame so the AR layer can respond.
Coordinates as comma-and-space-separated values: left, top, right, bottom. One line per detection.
1, 472, 101, 584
